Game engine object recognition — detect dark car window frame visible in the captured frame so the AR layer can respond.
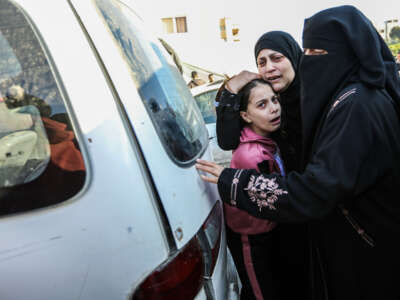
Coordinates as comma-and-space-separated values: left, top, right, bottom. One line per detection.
0, 0, 88, 216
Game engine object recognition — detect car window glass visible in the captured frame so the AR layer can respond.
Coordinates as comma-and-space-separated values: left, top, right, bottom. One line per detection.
0, 33, 21, 81
94, 0, 208, 165
0, 0, 86, 216
194, 89, 218, 124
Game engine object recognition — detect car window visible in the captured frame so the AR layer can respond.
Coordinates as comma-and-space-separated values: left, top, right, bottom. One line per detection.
194, 89, 218, 124
0, 0, 86, 216
94, 0, 208, 165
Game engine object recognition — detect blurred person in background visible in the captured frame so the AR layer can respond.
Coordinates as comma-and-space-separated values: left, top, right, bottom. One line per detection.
187, 70, 206, 88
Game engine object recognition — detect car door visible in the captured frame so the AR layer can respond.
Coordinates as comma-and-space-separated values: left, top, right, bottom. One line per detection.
0, 0, 170, 299
70, 0, 221, 250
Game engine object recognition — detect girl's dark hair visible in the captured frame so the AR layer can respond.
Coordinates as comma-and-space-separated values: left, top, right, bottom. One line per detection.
238, 79, 275, 112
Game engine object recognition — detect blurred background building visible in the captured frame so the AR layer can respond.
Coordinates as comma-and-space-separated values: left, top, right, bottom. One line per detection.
127, 0, 400, 77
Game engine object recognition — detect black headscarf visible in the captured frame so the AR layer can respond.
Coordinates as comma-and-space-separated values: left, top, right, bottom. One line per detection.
254, 31, 302, 104
299, 5, 400, 161
254, 31, 302, 70
254, 31, 304, 171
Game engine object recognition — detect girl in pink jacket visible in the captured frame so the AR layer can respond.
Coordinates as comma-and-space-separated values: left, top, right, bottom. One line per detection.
225, 79, 284, 300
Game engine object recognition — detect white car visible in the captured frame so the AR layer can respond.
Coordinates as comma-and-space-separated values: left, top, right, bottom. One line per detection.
0, 0, 239, 299
191, 81, 233, 168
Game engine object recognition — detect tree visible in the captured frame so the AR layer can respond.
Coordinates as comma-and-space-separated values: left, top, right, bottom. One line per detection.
389, 26, 400, 41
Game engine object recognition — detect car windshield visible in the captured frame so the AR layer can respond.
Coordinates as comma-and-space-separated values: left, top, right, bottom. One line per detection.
94, 0, 207, 164
194, 89, 218, 124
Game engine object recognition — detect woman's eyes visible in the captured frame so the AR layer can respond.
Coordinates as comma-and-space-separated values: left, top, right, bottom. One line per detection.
258, 56, 283, 66
257, 97, 278, 108
304, 49, 328, 55
257, 101, 266, 108
272, 55, 283, 62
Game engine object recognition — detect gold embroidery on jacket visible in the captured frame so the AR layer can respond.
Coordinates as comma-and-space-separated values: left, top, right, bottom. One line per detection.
245, 175, 288, 211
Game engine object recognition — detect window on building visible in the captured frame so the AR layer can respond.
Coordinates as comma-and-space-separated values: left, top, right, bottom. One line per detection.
219, 18, 240, 42
161, 16, 188, 34
162, 18, 174, 34
232, 25, 240, 42
175, 17, 187, 33
219, 18, 227, 41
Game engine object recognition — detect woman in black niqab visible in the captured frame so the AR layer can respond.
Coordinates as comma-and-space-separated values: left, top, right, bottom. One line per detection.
197, 5, 400, 300
299, 5, 400, 162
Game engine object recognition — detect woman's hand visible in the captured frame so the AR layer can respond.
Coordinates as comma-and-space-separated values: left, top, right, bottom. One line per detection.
195, 159, 225, 184
225, 71, 261, 94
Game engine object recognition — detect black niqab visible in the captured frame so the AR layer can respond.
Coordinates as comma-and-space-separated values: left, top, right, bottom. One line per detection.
299, 5, 400, 162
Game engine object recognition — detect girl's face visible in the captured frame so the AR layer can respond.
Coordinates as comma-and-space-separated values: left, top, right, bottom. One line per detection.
256, 49, 295, 92
240, 83, 281, 137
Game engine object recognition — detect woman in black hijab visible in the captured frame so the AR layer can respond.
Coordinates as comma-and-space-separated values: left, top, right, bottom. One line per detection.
216, 31, 308, 300
198, 5, 400, 300
217, 31, 302, 172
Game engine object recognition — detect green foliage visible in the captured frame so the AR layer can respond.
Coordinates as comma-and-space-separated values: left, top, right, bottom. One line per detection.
388, 42, 400, 57
389, 26, 400, 41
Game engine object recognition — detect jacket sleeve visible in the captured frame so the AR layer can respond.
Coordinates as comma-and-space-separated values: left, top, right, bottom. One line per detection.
231, 143, 272, 173
218, 91, 386, 223
216, 88, 241, 150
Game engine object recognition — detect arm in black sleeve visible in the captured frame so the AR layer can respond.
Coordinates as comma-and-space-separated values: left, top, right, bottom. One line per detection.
218, 91, 387, 223
216, 88, 241, 150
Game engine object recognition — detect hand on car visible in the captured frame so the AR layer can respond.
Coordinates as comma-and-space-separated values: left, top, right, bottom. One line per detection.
196, 159, 225, 184
225, 71, 261, 94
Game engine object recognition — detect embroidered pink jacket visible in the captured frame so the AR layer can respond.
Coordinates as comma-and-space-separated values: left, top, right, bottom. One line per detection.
225, 126, 282, 234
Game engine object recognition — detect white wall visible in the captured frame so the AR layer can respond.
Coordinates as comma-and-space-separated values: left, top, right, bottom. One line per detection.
126, 0, 400, 76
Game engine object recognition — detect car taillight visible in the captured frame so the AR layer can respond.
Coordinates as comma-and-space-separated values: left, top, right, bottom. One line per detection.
199, 202, 222, 276
132, 202, 222, 299
132, 237, 204, 300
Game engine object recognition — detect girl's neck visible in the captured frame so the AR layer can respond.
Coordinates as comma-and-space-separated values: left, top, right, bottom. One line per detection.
248, 125, 270, 137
